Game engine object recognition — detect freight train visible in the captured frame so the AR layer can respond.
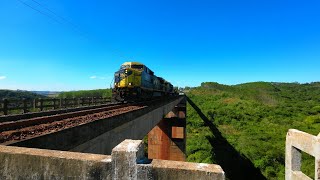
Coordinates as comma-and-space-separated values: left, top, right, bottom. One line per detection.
112, 62, 174, 102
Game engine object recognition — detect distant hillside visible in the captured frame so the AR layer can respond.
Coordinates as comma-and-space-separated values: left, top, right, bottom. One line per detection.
0, 89, 112, 100
58, 89, 112, 98
198, 81, 320, 105
186, 81, 320, 179
32, 91, 61, 97
0, 90, 45, 100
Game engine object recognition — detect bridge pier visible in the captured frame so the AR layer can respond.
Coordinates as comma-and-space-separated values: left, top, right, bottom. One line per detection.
148, 98, 186, 161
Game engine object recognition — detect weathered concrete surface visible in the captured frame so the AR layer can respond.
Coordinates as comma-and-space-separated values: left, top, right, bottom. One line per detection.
148, 99, 186, 161
285, 129, 320, 180
111, 139, 144, 180
151, 159, 225, 180
0, 139, 225, 180
137, 164, 153, 180
9, 97, 184, 155
113, 139, 225, 180
0, 145, 112, 180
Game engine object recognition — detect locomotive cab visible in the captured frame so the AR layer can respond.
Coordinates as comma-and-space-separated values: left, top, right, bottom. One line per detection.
112, 62, 173, 102
113, 62, 145, 101
114, 62, 143, 88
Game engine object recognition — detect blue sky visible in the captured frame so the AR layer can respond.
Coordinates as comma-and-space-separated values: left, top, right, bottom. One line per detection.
0, 0, 320, 91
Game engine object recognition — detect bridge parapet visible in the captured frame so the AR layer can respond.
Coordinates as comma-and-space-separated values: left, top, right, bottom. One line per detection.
0, 139, 225, 180
285, 129, 320, 180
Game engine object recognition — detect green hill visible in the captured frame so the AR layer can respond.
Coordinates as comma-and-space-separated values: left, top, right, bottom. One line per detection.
0, 90, 45, 100
58, 89, 112, 98
186, 82, 320, 179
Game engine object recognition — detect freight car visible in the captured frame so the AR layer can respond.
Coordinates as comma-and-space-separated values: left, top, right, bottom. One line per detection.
112, 62, 174, 102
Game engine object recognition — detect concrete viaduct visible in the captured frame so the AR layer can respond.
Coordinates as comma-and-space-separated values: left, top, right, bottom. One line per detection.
0, 96, 225, 179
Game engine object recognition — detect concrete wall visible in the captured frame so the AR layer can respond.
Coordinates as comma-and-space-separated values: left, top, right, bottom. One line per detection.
113, 139, 225, 180
0, 139, 225, 180
285, 129, 320, 180
151, 160, 225, 180
0, 145, 112, 179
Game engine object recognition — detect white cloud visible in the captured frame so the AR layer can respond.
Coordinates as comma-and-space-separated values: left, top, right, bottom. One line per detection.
90, 75, 110, 80
0, 76, 6, 80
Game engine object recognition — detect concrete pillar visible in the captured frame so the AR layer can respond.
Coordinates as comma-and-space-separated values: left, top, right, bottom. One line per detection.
285, 129, 320, 180
111, 139, 144, 180
111, 138, 225, 180
148, 98, 186, 161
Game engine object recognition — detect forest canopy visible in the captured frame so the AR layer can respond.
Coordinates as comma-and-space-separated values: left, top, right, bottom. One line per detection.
186, 81, 320, 179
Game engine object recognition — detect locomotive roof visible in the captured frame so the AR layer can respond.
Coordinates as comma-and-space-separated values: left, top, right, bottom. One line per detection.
122, 62, 144, 66
119, 62, 173, 86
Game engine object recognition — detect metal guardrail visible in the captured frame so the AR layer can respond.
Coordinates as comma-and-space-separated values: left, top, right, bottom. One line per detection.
285, 129, 320, 180
0, 97, 110, 115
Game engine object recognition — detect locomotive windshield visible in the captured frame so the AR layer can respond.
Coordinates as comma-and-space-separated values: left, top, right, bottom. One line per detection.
131, 65, 144, 70
120, 65, 130, 69
120, 64, 143, 70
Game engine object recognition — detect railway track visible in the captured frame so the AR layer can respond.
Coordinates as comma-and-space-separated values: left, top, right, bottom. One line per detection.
0, 100, 154, 144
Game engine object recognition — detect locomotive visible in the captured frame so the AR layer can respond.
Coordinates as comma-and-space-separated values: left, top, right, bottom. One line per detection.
112, 62, 174, 101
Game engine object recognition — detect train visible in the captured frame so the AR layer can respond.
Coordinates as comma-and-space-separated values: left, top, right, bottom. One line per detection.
112, 62, 175, 102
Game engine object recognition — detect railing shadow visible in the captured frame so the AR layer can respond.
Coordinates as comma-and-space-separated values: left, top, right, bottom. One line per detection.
186, 96, 266, 180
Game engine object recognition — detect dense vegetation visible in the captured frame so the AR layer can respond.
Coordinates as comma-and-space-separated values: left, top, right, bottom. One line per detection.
58, 89, 112, 98
0, 90, 45, 100
186, 82, 320, 179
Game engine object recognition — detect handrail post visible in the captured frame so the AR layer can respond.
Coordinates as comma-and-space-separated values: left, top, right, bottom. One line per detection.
53, 98, 56, 110
80, 97, 83, 106
72, 97, 75, 107
59, 98, 62, 109
3, 98, 8, 115
39, 98, 43, 111
23, 98, 27, 114
64, 98, 67, 108
33, 99, 36, 110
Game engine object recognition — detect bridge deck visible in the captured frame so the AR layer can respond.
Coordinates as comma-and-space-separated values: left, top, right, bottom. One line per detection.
2, 96, 184, 155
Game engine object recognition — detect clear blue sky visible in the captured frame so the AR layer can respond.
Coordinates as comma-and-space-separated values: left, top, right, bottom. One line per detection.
0, 0, 320, 91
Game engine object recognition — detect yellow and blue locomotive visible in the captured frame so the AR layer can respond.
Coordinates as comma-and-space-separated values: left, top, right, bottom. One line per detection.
112, 62, 174, 101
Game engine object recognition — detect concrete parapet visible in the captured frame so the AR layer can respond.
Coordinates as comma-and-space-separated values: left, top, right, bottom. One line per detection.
111, 139, 144, 180
151, 159, 225, 180
285, 129, 320, 180
112, 139, 224, 180
0, 145, 112, 179
0, 139, 225, 180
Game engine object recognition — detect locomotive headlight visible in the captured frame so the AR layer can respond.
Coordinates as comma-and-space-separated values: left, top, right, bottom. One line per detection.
125, 70, 128, 73
114, 83, 117, 85
129, 82, 132, 86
